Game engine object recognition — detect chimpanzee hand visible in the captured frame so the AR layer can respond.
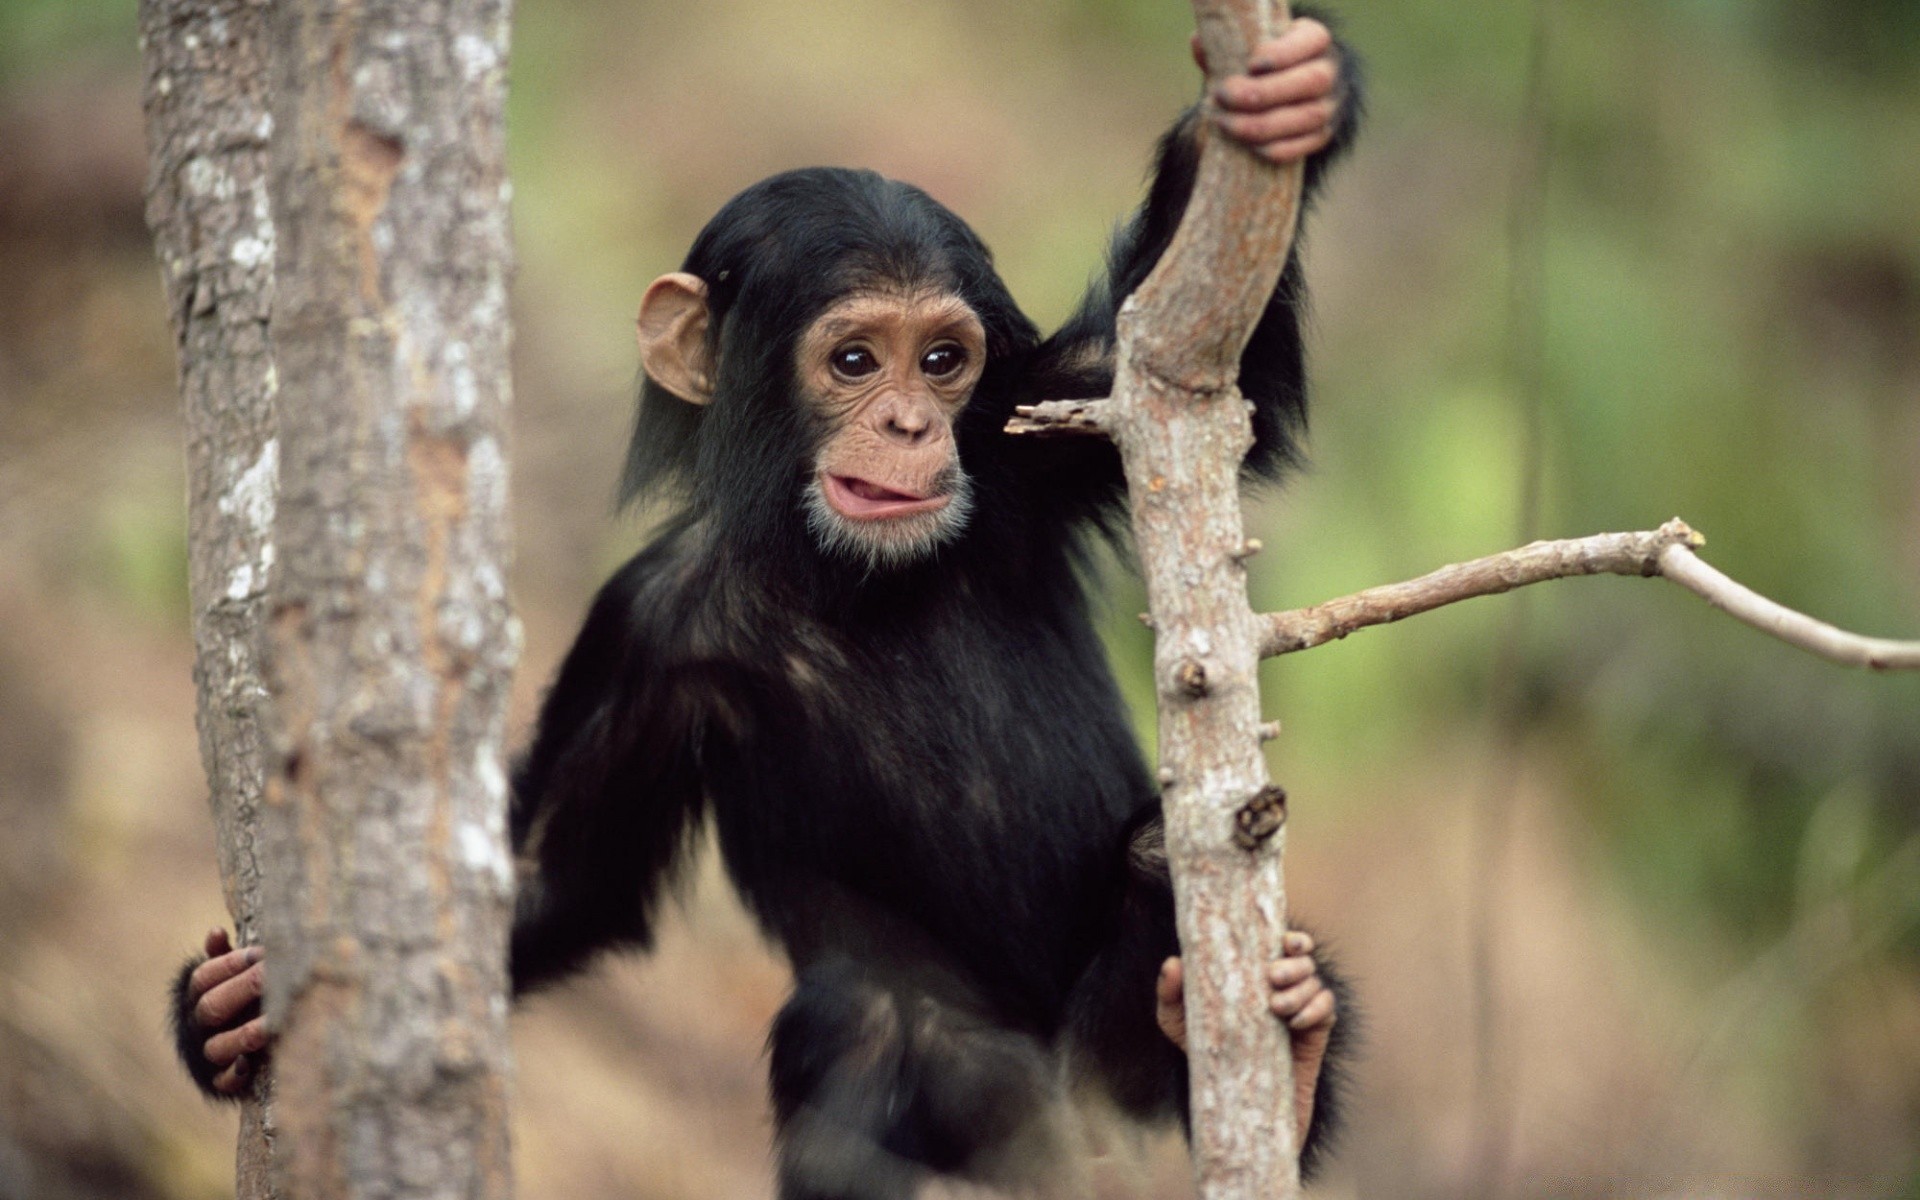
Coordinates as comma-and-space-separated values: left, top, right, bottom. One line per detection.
171, 927, 273, 1098
1154, 930, 1338, 1138
1192, 15, 1345, 163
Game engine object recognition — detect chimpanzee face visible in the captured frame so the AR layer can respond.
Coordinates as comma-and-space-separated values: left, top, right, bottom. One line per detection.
792, 285, 985, 569
635, 272, 988, 570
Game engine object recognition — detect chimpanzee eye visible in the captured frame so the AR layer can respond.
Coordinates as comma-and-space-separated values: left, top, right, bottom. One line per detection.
920, 344, 967, 379
831, 346, 879, 379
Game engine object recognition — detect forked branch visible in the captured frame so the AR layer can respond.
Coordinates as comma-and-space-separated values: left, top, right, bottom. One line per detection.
1258, 517, 1920, 670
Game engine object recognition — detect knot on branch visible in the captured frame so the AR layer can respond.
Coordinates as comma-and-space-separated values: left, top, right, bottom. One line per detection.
1647, 517, 1704, 575
1232, 784, 1288, 850
1138, 357, 1241, 404
1173, 657, 1210, 699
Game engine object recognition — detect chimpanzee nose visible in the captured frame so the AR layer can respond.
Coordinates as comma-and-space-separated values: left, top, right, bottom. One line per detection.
884, 403, 933, 446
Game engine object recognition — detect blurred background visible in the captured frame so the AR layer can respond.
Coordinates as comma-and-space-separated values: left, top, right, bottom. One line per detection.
1, 0, 1917, 1196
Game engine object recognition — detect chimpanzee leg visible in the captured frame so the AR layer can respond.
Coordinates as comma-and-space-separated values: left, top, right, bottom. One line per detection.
768, 958, 1071, 1200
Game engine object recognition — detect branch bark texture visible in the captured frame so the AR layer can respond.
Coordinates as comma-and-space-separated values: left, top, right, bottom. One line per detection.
257, 2, 519, 1197
139, 1, 282, 1192
1097, 1, 1310, 1196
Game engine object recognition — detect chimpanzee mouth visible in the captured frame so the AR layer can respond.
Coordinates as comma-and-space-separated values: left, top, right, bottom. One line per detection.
806, 468, 975, 571
821, 474, 952, 520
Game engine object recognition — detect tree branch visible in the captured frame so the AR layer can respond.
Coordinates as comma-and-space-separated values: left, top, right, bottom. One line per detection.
1089, 0, 1311, 1195
1257, 517, 1920, 670
1655, 538, 1920, 671
1005, 397, 1116, 437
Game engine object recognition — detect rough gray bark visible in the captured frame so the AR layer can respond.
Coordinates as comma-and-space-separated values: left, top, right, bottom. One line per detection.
138, 1, 282, 1193
255, 2, 519, 1197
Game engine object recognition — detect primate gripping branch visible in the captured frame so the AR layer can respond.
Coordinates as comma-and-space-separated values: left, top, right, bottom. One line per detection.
1009, 1, 1319, 1197
1008, 4, 1920, 1197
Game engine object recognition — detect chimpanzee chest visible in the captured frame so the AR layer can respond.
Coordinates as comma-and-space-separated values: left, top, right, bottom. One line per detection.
703, 597, 1154, 1016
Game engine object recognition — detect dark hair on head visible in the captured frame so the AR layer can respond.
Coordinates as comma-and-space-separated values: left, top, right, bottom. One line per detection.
619, 168, 1038, 513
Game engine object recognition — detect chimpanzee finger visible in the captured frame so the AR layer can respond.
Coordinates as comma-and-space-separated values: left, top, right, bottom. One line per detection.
1198, 18, 1329, 78
1282, 930, 1315, 956
1287, 985, 1336, 1032
1267, 955, 1315, 988
1155, 957, 1188, 1049
1214, 59, 1338, 113
194, 959, 265, 1029
1157, 956, 1184, 1001
211, 1051, 256, 1096
205, 1014, 272, 1068
187, 944, 261, 1008
1218, 99, 1337, 149
1254, 130, 1334, 165
1247, 17, 1333, 74
203, 927, 233, 959
1268, 976, 1324, 1020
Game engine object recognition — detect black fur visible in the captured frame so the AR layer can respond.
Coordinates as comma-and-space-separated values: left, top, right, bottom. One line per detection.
170, 955, 232, 1100
171, 26, 1363, 1195
516, 54, 1363, 1189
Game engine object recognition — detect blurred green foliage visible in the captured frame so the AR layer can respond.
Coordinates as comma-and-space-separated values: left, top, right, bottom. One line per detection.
1243, 0, 1918, 966
0, 0, 128, 82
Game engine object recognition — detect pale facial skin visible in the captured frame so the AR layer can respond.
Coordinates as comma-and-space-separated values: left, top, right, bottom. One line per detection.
795, 287, 987, 568
178, 16, 1348, 1099
798, 288, 985, 509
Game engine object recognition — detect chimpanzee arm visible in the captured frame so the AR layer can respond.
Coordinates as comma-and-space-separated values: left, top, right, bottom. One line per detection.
507, 552, 707, 994
1015, 10, 1363, 514
167, 553, 704, 1099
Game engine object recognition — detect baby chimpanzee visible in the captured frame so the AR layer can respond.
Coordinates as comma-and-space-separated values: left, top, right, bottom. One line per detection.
177, 15, 1362, 1197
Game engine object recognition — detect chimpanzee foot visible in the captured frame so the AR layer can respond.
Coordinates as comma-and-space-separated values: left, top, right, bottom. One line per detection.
174, 926, 273, 1097
1154, 930, 1338, 1134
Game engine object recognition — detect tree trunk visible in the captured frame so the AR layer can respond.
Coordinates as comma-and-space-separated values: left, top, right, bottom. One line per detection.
255, 1, 521, 1197
139, 1, 283, 1193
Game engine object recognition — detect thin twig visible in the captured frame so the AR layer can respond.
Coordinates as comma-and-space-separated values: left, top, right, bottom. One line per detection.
1656, 544, 1920, 671
1255, 518, 1920, 670
1005, 397, 1115, 436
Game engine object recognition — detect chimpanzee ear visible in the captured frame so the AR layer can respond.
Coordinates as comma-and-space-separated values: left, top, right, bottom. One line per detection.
637, 272, 716, 405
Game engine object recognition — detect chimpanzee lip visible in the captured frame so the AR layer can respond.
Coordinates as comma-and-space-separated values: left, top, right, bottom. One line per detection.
822, 473, 951, 520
